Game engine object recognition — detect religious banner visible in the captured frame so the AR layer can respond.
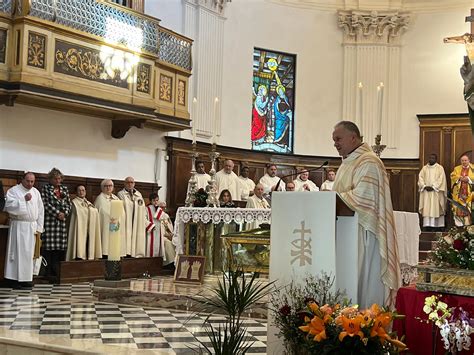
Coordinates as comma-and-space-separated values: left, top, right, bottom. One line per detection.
251, 48, 295, 154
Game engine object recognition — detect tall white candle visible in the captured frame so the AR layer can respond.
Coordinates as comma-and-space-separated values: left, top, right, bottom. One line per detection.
358, 82, 363, 137
212, 97, 219, 144
108, 200, 123, 261
377, 82, 384, 136
192, 97, 197, 144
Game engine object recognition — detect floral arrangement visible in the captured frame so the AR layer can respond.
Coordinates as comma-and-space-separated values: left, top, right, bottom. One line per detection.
429, 226, 474, 270
420, 295, 474, 354
270, 273, 406, 355
193, 188, 208, 207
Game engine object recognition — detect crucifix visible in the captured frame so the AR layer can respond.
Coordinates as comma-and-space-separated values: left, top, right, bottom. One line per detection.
443, 9, 474, 51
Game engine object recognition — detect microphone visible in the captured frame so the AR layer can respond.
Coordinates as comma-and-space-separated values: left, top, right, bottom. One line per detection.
274, 161, 329, 192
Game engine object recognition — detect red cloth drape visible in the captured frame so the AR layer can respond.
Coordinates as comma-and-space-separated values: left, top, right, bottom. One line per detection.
393, 286, 474, 355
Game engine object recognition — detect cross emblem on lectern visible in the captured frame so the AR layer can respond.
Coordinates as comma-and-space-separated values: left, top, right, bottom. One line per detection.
290, 221, 312, 266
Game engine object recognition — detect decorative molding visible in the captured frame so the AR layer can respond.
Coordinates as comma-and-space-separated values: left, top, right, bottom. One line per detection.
159, 74, 173, 102
338, 10, 410, 44
0, 29, 6, 64
188, 0, 232, 15
27, 31, 46, 69
136, 62, 151, 94
54, 40, 129, 88
442, 126, 453, 133
177, 79, 186, 106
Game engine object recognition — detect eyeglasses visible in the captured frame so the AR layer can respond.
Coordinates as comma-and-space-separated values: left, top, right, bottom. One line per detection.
104, 185, 113, 188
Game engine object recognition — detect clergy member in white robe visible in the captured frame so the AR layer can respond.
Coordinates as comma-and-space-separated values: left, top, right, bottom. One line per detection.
293, 169, 319, 191
259, 164, 285, 193
418, 154, 447, 229
215, 160, 242, 201
67, 185, 101, 260
332, 121, 401, 308
117, 177, 146, 257
188, 161, 211, 192
4, 172, 44, 283
245, 183, 270, 230
145, 193, 176, 266
94, 179, 126, 257
238, 165, 255, 200
320, 169, 336, 191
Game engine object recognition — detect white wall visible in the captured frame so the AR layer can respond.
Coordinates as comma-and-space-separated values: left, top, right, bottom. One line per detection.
400, 8, 469, 158
0, 104, 168, 198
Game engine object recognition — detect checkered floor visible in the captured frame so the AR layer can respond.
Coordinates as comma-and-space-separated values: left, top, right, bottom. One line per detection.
0, 283, 267, 353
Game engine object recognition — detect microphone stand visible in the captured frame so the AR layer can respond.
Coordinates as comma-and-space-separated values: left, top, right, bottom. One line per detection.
274, 161, 329, 192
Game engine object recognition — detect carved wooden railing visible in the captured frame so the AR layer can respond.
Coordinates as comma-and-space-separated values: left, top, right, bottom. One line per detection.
0, 0, 192, 137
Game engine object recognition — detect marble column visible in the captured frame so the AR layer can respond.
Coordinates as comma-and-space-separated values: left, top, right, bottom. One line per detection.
338, 10, 410, 149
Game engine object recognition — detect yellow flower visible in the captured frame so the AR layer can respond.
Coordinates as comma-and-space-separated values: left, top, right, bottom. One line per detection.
299, 315, 327, 342
338, 315, 365, 341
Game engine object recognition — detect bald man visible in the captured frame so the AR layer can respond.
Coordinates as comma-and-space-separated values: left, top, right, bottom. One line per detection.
215, 160, 242, 201
117, 176, 146, 257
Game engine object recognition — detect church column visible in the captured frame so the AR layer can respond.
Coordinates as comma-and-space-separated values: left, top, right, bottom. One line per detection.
184, 0, 228, 141
338, 10, 410, 149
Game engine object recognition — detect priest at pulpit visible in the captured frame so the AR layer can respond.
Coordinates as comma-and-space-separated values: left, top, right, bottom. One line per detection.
332, 121, 401, 308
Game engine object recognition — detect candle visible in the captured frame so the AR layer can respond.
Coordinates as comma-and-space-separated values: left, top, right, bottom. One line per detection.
377, 82, 384, 135
108, 200, 123, 261
192, 97, 197, 144
212, 97, 219, 144
358, 82, 363, 137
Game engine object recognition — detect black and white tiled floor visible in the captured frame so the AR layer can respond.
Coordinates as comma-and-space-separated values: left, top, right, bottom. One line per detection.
0, 282, 267, 354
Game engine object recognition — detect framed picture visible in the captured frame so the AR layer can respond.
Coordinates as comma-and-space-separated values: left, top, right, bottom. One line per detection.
174, 255, 206, 284
251, 47, 296, 154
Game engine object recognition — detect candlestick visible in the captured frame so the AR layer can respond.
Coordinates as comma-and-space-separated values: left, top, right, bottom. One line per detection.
377, 82, 384, 135
358, 82, 363, 137
192, 97, 197, 144
108, 200, 123, 261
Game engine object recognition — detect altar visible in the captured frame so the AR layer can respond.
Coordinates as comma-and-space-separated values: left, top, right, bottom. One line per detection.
172, 207, 271, 273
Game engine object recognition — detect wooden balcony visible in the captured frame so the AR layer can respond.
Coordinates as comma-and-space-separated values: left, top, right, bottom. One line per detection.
0, 0, 192, 137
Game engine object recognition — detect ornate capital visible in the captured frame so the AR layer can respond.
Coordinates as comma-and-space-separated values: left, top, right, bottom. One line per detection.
338, 10, 410, 44
187, 0, 231, 14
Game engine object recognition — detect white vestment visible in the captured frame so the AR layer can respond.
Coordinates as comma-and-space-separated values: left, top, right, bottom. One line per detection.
215, 170, 242, 201
259, 174, 285, 193
66, 197, 101, 260
145, 205, 176, 265
238, 176, 256, 200
293, 177, 319, 191
333, 143, 401, 308
320, 180, 334, 191
94, 193, 126, 257
245, 195, 270, 230
192, 173, 211, 191
117, 189, 146, 257
418, 163, 447, 227
4, 184, 44, 282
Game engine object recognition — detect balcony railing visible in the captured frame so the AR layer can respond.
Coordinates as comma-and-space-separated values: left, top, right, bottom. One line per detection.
0, 0, 192, 71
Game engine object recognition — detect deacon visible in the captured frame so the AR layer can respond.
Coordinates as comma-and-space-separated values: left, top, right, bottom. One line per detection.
67, 185, 102, 260
238, 164, 255, 200
259, 164, 285, 193
450, 155, 474, 226
189, 161, 211, 191
41, 168, 71, 282
145, 194, 176, 266
332, 121, 401, 308
293, 168, 319, 191
117, 177, 146, 257
321, 169, 336, 191
94, 179, 126, 258
418, 154, 447, 230
4, 172, 44, 287
215, 160, 242, 201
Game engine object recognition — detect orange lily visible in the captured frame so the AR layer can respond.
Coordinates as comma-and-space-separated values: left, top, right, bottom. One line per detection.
338, 314, 365, 341
370, 313, 392, 341
299, 315, 327, 342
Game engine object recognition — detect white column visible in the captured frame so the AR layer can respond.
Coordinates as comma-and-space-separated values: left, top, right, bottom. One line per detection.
338, 10, 410, 149
184, 0, 227, 142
